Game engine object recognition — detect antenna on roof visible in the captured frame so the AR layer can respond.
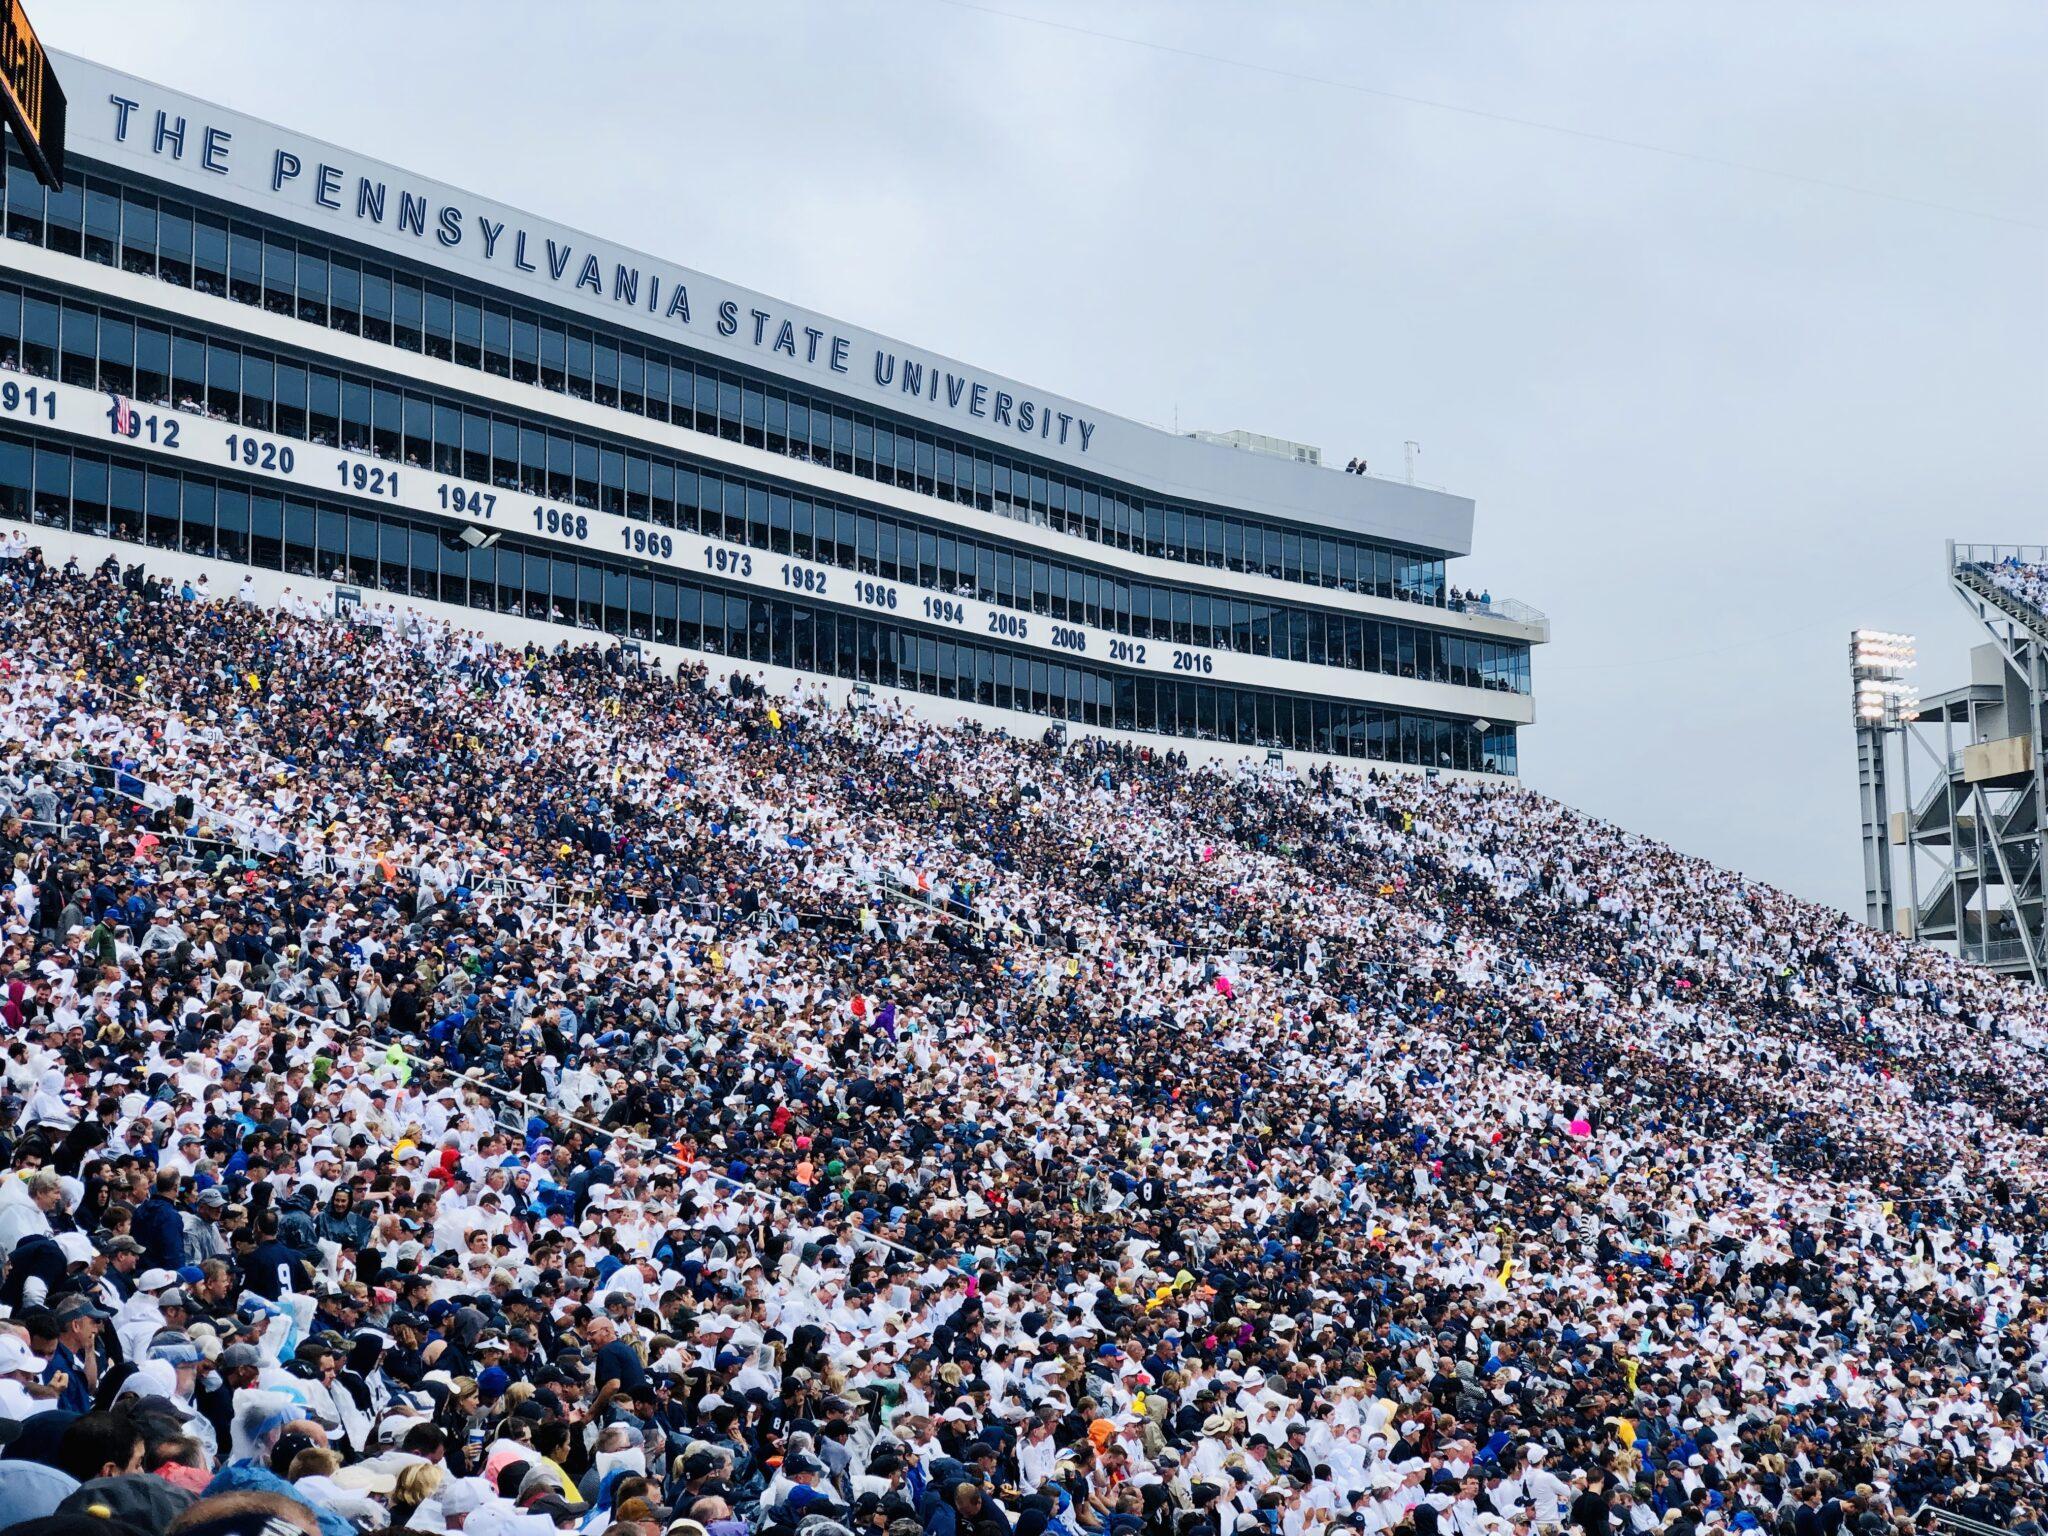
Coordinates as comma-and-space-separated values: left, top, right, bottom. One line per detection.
1404, 441, 1420, 484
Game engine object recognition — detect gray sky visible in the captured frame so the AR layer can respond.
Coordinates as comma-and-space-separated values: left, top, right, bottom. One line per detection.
46, 0, 2048, 914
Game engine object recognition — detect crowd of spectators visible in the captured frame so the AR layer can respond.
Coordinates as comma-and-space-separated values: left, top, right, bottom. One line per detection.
0, 542, 2045, 1536
1972, 559, 2048, 621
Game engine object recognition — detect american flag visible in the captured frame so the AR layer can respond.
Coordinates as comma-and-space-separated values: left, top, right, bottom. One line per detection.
107, 393, 136, 436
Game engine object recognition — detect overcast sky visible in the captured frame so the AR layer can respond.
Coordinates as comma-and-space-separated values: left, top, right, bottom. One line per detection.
46, 0, 2048, 914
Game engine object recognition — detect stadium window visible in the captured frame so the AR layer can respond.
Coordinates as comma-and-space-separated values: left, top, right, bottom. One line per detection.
71, 453, 108, 537
598, 547, 626, 627
135, 324, 170, 406
675, 469, 714, 541
376, 516, 406, 593
126, 194, 162, 280
83, 180, 120, 266
651, 462, 676, 527
512, 313, 539, 384
740, 382, 765, 449
679, 366, 708, 436
447, 533, 487, 610
215, 485, 249, 564
327, 257, 360, 335
793, 390, 818, 457
628, 573, 653, 641
310, 371, 341, 448
888, 428, 913, 493
361, 265, 392, 343
740, 484, 767, 549
251, 493, 284, 570
644, 356, 669, 422
241, 353, 273, 431
6, 153, 44, 244
825, 613, 851, 679
160, 469, 202, 553
44, 176, 81, 257
620, 346, 644, 416
439, 401, 468, 475
20, 296, 55, 379
110, 461, 144, 542
262, 235, 295, 316
517, 424, 544, 497
839, 508, 866, 574
526, 549, 556, 619
677, 584, 702, 650
403, 393, 432, 467
392, 274, 424, 352
623, 454, 651, 523
828, 410, 852, 472
711, 375, 738, 443
653, 579, 679, 645
58, 304, 96, 390
545, 432, 572, 503
855, 622, 882, 686
372, 385, 402, 461
482, 304, 510, 376
424, 282, 454, 361
0, 437, 30, 523
312, 505, 344, 578
566, 328, 593, 400
204, 340, 240, 422
725, 592, 750, 659
696, 469, 726, 541
228, 223, 262, 306
694, 582, 731, 651
787, 605, 815, 671
538, 322, 565, 391
295, 250, 328, 327
344, 509, 378, 585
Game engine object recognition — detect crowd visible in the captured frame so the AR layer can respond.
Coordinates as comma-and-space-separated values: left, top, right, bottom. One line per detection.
0, 543, 2045, 1536
1973, 559, 2048, 621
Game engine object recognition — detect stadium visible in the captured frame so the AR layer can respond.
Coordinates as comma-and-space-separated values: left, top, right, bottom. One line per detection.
0, 18, 2042, 1536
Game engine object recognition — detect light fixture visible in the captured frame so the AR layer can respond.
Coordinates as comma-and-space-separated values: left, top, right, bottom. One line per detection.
1850, 631, 1917, 726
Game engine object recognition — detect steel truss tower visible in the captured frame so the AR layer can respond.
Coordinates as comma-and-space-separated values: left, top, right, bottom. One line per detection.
1884, 543, 2048, 982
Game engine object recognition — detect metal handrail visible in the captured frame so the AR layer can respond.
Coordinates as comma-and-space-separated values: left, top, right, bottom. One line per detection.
1961, 937, 2031, 966
1452, 595, 1548, 626
1952, 544, 2048, 569
1927, 1505, 2014, 1536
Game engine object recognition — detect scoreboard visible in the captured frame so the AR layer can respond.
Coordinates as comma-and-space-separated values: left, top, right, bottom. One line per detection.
0, 0, 63, 189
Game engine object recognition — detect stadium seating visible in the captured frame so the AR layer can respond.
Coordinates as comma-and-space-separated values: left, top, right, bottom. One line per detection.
0, 542, 2041, 1536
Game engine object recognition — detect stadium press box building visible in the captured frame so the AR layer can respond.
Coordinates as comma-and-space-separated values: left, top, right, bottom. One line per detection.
0, 53, 1543, 775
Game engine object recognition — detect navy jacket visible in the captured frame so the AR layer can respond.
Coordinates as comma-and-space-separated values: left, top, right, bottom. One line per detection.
132, 1195, 187, 1271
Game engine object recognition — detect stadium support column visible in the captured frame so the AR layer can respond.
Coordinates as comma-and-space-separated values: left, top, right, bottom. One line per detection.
1851, 631, 1918, 935
1899, 728, 1922, 929
1856, 721, 1894, 932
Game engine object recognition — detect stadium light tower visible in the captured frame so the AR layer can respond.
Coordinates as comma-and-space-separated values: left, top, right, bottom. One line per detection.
1851, 630, 1919, 934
